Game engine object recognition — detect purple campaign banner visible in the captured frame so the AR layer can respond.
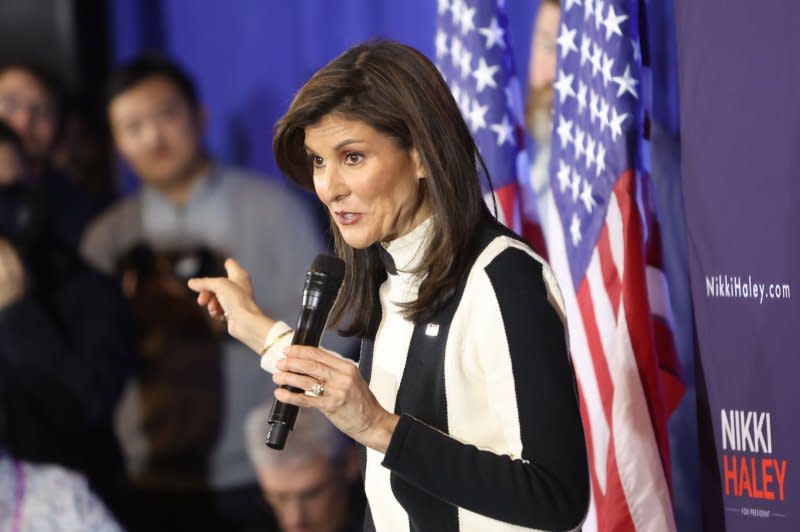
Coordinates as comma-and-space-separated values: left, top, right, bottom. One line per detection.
675, 1, 799, 530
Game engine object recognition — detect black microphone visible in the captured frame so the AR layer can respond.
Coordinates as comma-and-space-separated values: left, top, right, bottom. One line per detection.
266, 254, 345, 449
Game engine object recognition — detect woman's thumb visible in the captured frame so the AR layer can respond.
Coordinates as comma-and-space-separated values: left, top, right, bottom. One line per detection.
225, 258, 251, 288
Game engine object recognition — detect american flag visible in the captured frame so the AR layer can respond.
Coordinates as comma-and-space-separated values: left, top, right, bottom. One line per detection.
435, 0, 545, 256
546, 0, 684, 530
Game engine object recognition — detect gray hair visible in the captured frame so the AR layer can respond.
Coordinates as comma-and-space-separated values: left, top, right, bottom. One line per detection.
245, 403, 349, 471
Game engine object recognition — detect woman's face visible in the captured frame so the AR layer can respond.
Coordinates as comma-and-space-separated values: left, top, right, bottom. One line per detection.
305, 115, 430, 249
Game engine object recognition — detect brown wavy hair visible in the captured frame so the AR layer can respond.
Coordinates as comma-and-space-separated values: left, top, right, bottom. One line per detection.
273, 41, 492, 338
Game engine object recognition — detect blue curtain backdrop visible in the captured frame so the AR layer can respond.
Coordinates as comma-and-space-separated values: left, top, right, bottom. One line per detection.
110, 0, 536, 186
109, 2, 697, 530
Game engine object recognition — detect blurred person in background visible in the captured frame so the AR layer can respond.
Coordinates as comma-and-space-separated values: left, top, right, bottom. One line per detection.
51, 95, 117, 209
0, 62, 101, 249
0, 121, 25, 185
0, 64, 62, 176
245, 406, 364, 532
0, 455, 122, 530
0, 119, 134, 526
524, 0, 560, 237
81, 53, 356, 531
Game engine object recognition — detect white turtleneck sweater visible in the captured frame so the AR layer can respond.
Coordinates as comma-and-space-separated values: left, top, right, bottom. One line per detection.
262, 215, 588, 532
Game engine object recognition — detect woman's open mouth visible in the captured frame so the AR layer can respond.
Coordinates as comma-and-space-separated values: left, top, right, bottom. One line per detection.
335, 211, 363, 225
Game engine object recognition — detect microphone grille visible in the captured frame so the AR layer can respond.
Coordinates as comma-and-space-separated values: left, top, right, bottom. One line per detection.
310, 254, 346, 285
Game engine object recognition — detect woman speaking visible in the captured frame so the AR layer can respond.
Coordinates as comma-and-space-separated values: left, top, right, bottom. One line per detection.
189, 41, 588, 532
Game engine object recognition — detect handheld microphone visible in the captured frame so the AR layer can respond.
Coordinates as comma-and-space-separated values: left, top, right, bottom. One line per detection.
266, 254, 345, 449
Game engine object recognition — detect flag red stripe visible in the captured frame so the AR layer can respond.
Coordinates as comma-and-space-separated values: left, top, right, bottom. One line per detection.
602, 435, 639, 532
521, 217, 548, 259
644, 215, 664, 269
614, 170, 673, 488
576, 278, 615, 426
494, 182, 518, 231
653, 319, 684, 416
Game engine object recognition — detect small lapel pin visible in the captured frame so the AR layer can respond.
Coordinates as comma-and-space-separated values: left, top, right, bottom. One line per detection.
425, 323, 440, 337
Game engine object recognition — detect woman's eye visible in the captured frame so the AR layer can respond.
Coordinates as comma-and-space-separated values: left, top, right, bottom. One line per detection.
345, 152, 364, 164
310, 155, 324, 168
156, 104, 177, 118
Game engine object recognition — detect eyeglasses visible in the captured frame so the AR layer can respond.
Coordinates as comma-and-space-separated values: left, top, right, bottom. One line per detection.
0, 93, 57, 123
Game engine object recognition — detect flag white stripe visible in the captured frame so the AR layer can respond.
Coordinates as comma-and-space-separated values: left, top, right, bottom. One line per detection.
606, 193, 625, 278
586, 249, 618, 360
645, 266, 674, 330
612, 310, 677, 532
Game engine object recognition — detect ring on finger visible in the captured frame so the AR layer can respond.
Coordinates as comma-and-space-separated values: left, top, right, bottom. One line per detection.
306, 381, 325, 398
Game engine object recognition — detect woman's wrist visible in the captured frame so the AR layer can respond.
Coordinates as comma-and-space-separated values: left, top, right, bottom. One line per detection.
232, 308, 276, 353
359, 412, 400, 454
